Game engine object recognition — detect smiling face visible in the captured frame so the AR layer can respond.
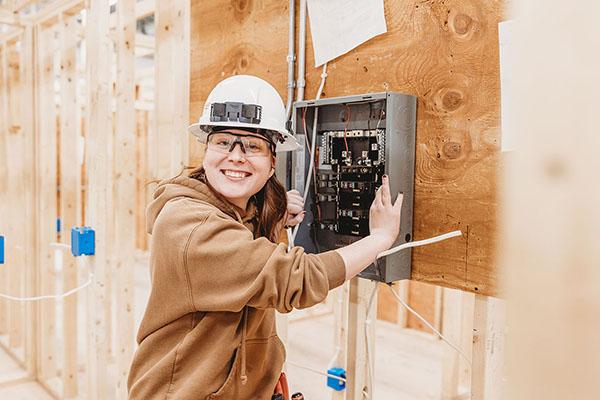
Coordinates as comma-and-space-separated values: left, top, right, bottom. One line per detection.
202, 128, 275, 210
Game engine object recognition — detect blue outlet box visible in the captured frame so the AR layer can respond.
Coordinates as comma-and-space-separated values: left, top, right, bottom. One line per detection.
71, 227, 95, 257
0, 235, 4, 264
327, 367, 346, 391
56, 218, 61, 233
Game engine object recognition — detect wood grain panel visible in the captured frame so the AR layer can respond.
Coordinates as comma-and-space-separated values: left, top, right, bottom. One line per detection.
189, 0, 503, 296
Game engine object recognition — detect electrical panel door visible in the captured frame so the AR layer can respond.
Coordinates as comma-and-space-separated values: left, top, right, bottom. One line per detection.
288, 92, 416, 283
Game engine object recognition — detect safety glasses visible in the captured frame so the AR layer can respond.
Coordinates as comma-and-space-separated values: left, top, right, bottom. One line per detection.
207, 132, 274, 157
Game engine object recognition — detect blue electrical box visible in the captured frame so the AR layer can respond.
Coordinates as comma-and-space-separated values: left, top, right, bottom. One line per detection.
71, 227, 95, 257
56, 218, 61, 233
0, 235, 4, 264
327, 367, 346, 391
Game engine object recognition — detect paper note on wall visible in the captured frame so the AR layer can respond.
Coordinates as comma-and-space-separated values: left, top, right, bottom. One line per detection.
307, 0, 387, 67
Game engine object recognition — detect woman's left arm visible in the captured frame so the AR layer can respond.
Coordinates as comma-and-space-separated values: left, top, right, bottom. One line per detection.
183, 211, 345, 314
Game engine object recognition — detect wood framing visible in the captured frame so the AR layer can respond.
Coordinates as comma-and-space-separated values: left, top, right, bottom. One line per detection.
114, 0, 136, 398
503, 5, 600, 399
345, 279, 377, 399
35, 22, 58, 382
59, 12, 80, 397
154, 0, 190, 179
85, 0, 111, 397
471, 295, 506, 400
0, 44, 9, 338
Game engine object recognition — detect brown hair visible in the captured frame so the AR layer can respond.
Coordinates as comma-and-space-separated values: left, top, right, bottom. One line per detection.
188, 166, 287, 242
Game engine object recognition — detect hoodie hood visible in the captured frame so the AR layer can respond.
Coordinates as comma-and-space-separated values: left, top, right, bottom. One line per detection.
146, 175, 257, 235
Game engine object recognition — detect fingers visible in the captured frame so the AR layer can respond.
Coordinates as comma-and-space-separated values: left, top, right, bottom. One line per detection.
286, 211, 306, 227
373, 183, 383, 207
393, 192, 404, 211
380, 175, 391, 205
287, 202, 304, 215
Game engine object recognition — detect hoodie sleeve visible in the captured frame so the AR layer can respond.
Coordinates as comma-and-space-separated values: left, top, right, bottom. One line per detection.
182, 210, 346, 313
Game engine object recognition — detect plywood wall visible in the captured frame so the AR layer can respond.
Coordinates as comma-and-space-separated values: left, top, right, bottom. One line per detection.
189, 0, 504, 296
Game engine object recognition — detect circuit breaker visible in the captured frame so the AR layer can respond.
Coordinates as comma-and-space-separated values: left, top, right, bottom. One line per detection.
287, 92, 416, 283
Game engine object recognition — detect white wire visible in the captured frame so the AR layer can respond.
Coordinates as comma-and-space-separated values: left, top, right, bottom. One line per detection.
290, 63, 328, 246
49, 242, 71, 251
386, 284, 472, 366
0, 274, 94, 302
377, 230, 463, 259
286, 359, 347, 383
0, 255, 94, 302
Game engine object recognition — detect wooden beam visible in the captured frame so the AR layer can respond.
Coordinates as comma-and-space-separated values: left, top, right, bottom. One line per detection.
471, 295, 506, 400
504, 4, 600, 399
114, 0, 136, 398
0, 44, 9, 338
331, 281, 349, 400
345, 279, 377, 399
0, 26, 24, 44
0, 7, 22, 26
11, 0, 36, 12
6, 40, 24, 354
59, 13, 80, 398
28, 0, 85, 27
395, 280, 409, 328
85, 0, 111, 398
35, 23, 58, 383
154, 0, 189, 179
441, 288, 464, 399
108, 0, 155, 28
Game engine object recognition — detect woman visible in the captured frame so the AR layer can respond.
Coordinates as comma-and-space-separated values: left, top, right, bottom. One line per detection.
127, 76, 402, 399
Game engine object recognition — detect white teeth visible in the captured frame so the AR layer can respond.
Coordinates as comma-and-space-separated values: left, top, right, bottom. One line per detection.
223, 170, 249, 178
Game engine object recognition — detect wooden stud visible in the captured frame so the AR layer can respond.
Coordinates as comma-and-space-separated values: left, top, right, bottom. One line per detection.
7, 39, 24, 354
85, 0, 111, 398
346, 278, 377, 400
471, 295, 506, 400
503, 4, 600, 399
35, 23, 58, 382
154, 0, 189, 180
441, 288, 463, 399
114, 0, 136, 398
59, 13, 80, 397
395, 280, 409, 328
331, 281, 349, 400
20, 23, 38, 377
0, 44, 9, 337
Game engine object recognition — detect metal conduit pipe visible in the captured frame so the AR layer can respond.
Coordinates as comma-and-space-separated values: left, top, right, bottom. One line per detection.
284, 0, 296, 121
296, 0, 307, 102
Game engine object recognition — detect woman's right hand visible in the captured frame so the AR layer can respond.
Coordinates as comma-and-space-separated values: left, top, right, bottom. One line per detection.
334, 174, 404, 280
368, 175, 403, 250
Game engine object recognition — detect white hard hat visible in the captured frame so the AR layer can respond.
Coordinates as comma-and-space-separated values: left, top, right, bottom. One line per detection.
188, 75, 300, 152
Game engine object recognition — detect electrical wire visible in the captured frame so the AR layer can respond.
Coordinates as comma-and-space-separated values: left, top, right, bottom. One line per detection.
376, 230, 463, 259
288, 62, 328, 247
360, 230, 468, 398
374, 230, 472, 367
286, 359, 347, 383
343, 104, 351, 154
0, 256, 94, 302
386, 284, 472, 367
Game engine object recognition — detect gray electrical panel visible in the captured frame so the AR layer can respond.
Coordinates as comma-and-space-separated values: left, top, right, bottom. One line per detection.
285, 92, 417, 283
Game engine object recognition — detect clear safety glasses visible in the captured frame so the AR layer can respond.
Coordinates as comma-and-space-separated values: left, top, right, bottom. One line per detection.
207, 132, 274, 157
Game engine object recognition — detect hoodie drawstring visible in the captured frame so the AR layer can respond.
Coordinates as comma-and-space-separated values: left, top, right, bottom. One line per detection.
240, 306, 249, 385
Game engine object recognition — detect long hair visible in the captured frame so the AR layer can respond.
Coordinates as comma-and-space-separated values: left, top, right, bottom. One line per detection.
189, 166, 287, 242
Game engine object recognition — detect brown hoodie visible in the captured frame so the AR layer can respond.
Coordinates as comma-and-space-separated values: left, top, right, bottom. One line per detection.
127, 176, 346, 400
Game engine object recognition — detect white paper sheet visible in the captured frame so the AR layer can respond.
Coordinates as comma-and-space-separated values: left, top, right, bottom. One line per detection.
306, 0, 387, 67
499, 19, 516, 152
